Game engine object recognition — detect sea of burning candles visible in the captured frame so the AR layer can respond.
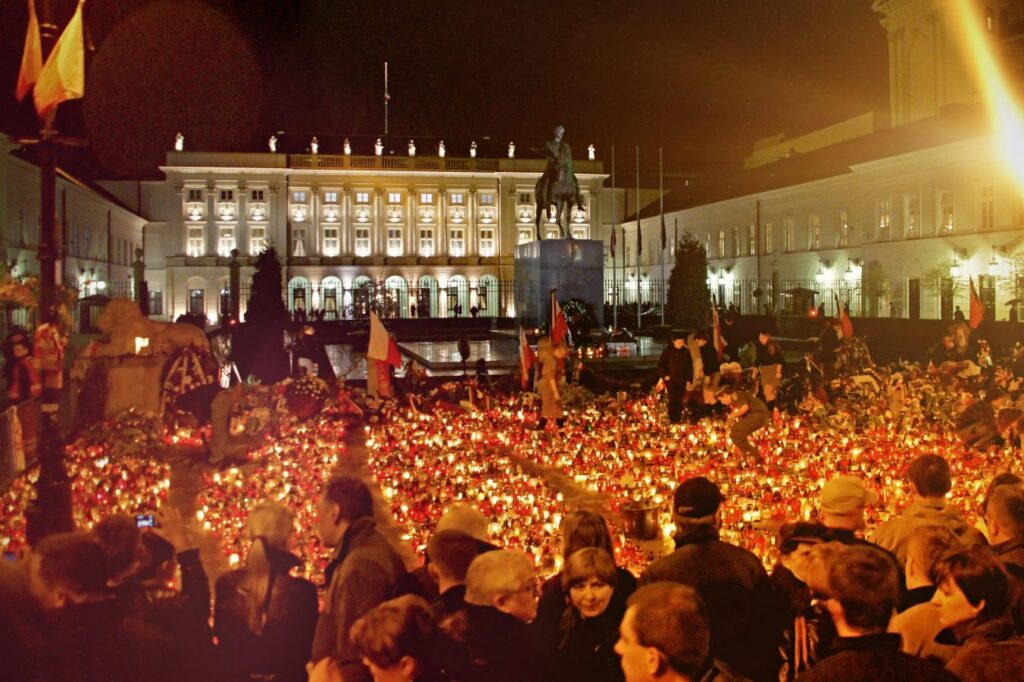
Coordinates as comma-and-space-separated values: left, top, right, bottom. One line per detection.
2, 365, 1022, 581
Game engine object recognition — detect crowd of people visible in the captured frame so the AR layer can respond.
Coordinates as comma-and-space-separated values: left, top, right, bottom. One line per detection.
5, 449, 1024, 682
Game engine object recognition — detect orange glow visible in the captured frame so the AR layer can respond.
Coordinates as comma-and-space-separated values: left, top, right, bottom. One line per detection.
950, 0, 1024, 190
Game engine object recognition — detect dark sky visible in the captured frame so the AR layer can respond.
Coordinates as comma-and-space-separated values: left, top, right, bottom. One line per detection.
0, 0, 889, 179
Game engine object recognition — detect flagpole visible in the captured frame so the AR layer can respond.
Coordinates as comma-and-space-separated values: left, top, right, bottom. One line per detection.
659, 147, 665, 326
636, 146, 641, 329
611, 145, 618, 330
26, 0, 73, 540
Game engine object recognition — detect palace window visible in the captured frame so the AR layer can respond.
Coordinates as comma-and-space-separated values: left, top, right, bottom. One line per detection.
148, 291, 163, 316
518, 228, 532, 245
809, 215, 821, 250
764, 223, 774, 255
747, 224, 756, 255
187, 188, 203, 202
419, 228, 434, 256
187, 226, 204, 257
355, 191, 369, 204
878, 199, 891, 240
479, 192, 495, 206
188, 289, 205, 316
450, 227, 465, 256
981, 185, 994, 230
250, 189, 264, 202
249, 226, 266, 255
717, 230, 726, 258
292, 191, 308, 203
479, 227, 495, 256
450, 193, 464, 205
731, 226, 741, 256
355, 226, 371, 256
219, 189, 234, 202
323, 227, 340, 257
387, 227, 403, 256
783, 219, 795, 252
388, 191, 402, 204
324, 191, 338, 204
292, 226, 307, 257
419, 192, 434, 204
940, 192, 955, 232
838, 210, 849, 247
518, 192, 532, 204
904, 193, 920, 237
217, 226, 235, 257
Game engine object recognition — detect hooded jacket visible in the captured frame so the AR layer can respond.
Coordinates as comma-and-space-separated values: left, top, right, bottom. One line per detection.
870, 498, 985, 565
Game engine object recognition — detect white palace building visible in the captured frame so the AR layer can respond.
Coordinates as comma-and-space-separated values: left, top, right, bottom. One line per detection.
624, 0, 1024, 323
105, 144, 607, 323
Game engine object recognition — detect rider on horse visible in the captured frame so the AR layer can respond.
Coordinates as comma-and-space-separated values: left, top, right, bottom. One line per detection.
535, 125, 583, 239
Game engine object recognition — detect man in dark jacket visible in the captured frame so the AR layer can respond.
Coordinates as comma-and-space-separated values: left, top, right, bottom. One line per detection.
27, 532, 173, 682
795, 544, 954, 681
312, 475, 410, 682
426, 529, 478, 622
984, 483, 1024, 630
640, 477, 778, 680
656, 332, 692, 425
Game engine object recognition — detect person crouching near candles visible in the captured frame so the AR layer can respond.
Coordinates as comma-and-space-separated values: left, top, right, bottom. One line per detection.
535, 336, 567, 431
545, 548, 627, 682
716, 385, 769, 462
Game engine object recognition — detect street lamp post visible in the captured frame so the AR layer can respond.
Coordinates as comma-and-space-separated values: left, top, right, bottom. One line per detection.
25, 0, 73, 541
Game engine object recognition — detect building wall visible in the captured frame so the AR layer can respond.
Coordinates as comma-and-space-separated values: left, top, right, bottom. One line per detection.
139, 151, 607, 321
614, 136, 1024, 321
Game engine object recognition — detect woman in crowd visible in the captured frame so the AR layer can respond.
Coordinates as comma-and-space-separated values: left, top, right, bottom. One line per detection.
547, 548, 625, 682
931, 545, 1024, 681
214, 500, 318, 682
533, 511, 636, 655
348, 595, 448, 682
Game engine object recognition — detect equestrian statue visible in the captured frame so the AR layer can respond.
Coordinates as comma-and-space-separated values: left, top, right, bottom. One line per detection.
535, 125, 584, 240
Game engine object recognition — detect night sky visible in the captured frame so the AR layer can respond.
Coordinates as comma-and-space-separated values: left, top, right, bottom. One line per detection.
0, 0, 889, 179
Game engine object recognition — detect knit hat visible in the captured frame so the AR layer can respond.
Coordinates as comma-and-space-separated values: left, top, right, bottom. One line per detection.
820, 476, 878, 516
674, 477, 724, 519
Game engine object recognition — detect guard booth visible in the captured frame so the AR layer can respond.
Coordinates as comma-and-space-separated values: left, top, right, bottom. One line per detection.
781, 287, 817, 316
78, 294, 112, 334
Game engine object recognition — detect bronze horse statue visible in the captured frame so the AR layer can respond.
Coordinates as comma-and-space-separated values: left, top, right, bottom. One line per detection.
535, 125, 584, 240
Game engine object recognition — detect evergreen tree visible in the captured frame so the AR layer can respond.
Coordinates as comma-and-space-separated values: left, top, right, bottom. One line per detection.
239, 247, 289, 382
246, 247, 287, 329
666, 232, 711, 330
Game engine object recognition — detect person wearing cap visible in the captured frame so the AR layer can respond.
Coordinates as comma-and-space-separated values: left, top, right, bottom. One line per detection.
655, 332, 693, 425
640, 477, 778, 680
819, 476, 877, 542
716, 385, 769, 462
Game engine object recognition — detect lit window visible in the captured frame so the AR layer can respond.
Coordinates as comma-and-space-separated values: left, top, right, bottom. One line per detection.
292, 226, 306, 257
450, 193, 464, 205
904, 194, 920, 237
292, 191, 308, 203
388, 192, 402, 204
355, 191, 369, 204
419, 228, 434, 256
878, 199, 891, 240
148, 291, 163, 316
764, 223, 774, 255
420, 192, 434, 204
188, 289, 205, 316
747, 224, 756, 255
809, 215, 821, 249
717, 230, 726, 258
940, 192, 955, 232
783, 219, 795, 252
219, 189, 234, 202
731, 226, 741, 256
479, 193, 495, 206
324, 191, 338, 204
518, 228, 532, 245
249, 226, 266, 255
323, 227, 340, 257
450, 227, 465, 256
387, 227, 403, 256
217, 226, 235, 257
479, 227, 495, 256
981, 185, 994, 230
187, 227, 204, 257
839, 210, 849, 247
355, 227, 371, 256
187, 188, 203, 202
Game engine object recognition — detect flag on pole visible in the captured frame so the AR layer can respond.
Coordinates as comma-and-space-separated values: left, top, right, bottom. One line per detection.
610, 222, 617, 259
660, 214, 667, 252
367, 310, 390, 360
16, 0, 42, 102
33, 0, 85, 117
711, 297, 727, 361
518, 328, 535, 389
386, 335, 402, 368
969, 277, 985, 329
834, 292, 854, 338
551, 290, 569, 348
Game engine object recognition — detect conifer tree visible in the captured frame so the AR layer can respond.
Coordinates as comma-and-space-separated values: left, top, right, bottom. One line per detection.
666, 232, 711, 330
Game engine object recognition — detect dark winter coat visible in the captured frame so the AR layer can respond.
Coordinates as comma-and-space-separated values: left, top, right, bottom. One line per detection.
795, 633, 955, 682
657, 345, 693, 388
944, 612, 1024, 682
215, 547, 318, 682
641, 523, 779, 681
442, 603, 542, 682
545, 599, 626, 682
533, 565, 637, 655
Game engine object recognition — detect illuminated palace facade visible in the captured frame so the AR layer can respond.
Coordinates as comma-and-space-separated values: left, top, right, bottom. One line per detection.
129, 148, 606, 322
621, 0, 1024, 321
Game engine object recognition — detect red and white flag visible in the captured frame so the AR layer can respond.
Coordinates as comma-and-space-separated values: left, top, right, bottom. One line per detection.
15, 0, 42, 102
518, 328, 535, 389
551, 291, 569, 348
969, 277, 985, 330
711, 299, 727, 360
834, 292, 854, 338
33, 0, 85, 117
367, 311, 390, 361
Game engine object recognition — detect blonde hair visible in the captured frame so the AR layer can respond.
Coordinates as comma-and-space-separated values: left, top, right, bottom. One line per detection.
464, 549, 534, 606
436, 503, 490, 542
242, 500, 295, 635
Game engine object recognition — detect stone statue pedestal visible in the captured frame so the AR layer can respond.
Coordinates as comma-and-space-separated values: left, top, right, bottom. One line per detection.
514, 239, 604, 331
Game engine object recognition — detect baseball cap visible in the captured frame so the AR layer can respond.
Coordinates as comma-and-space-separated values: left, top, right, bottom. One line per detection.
820, 476, 878, 516
674, 477, 724, 519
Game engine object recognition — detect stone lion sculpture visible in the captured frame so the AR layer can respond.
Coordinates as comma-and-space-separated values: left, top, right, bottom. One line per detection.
93, 298, 209, 357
